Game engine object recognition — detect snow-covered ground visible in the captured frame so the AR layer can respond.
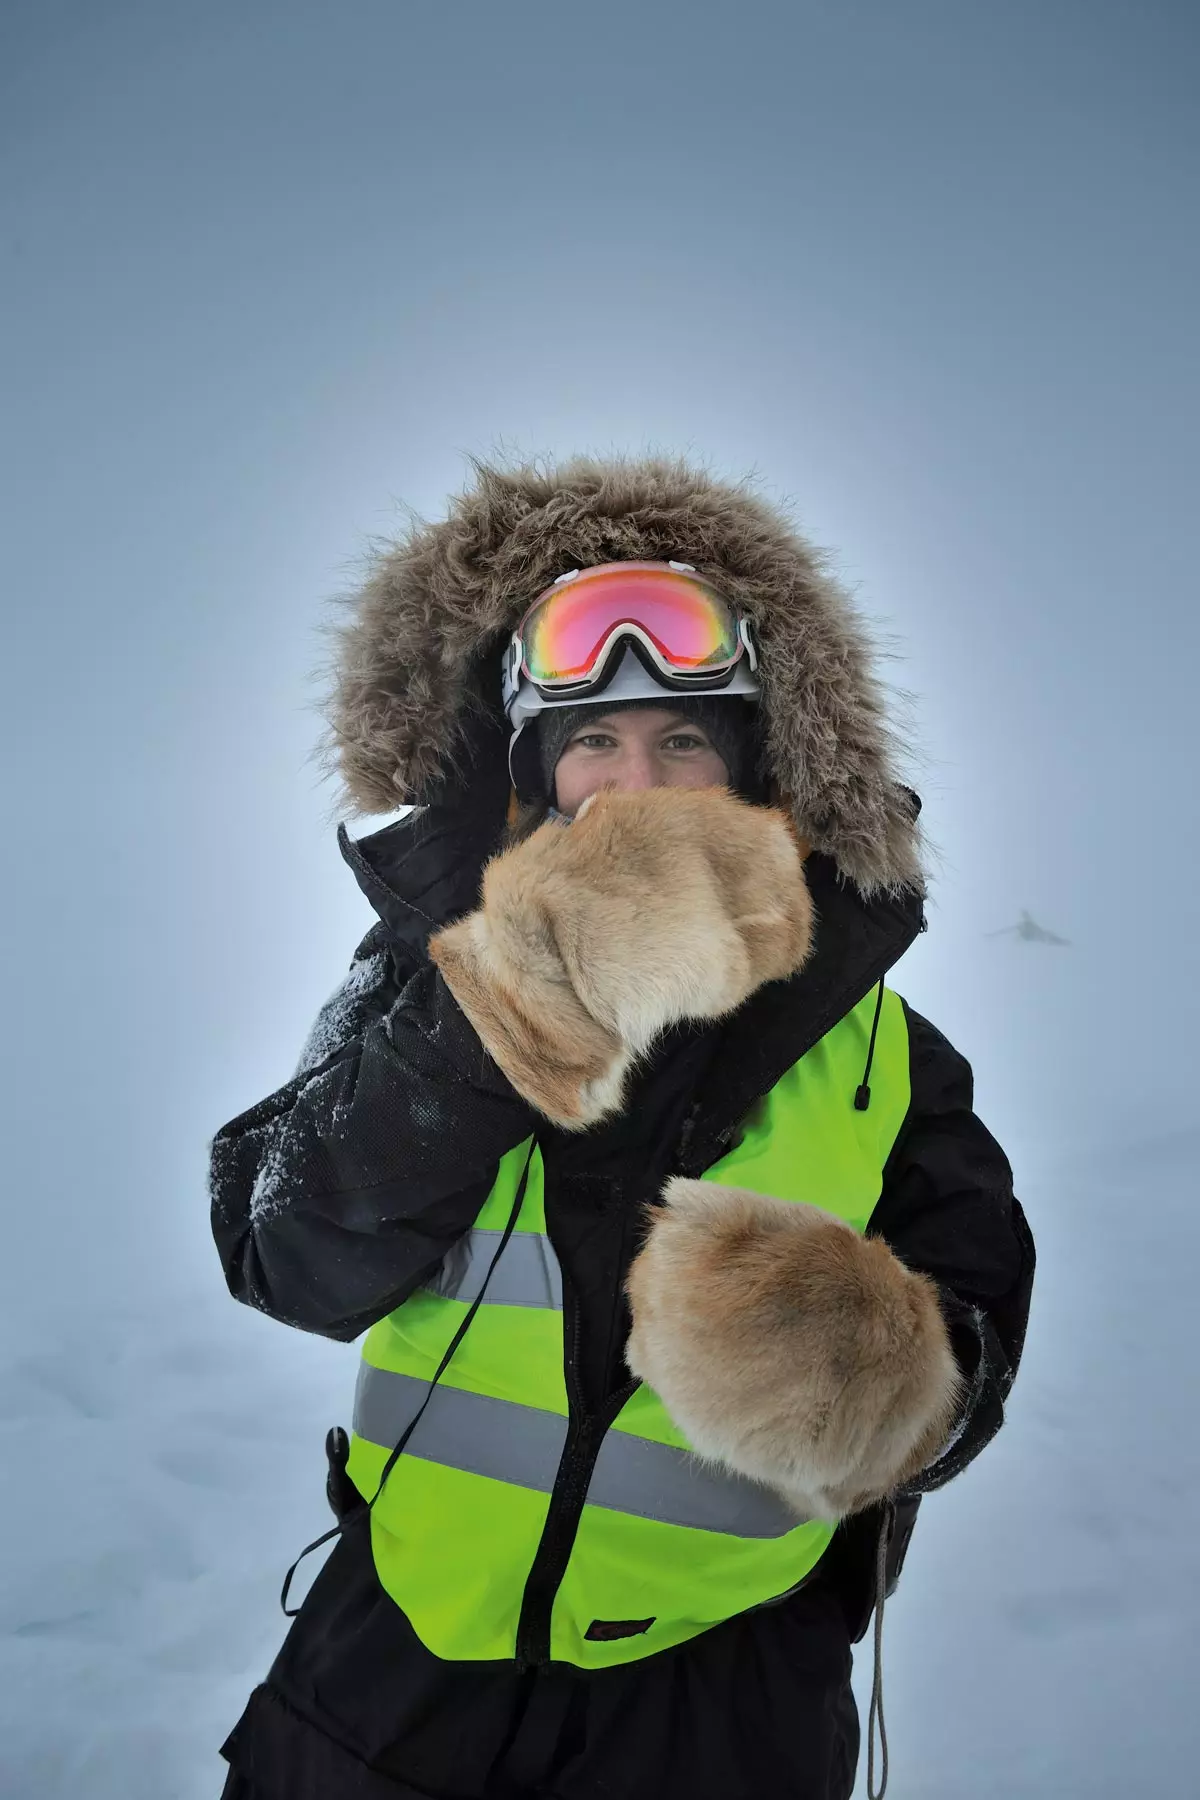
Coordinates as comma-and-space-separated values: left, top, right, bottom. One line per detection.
1, 1105, 1194, 1797
849, 1125, 1199, 1798
0, 1280, 353, 1797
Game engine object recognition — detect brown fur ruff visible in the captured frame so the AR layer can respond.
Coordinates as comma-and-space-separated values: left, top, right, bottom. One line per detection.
321, 455, 926, 897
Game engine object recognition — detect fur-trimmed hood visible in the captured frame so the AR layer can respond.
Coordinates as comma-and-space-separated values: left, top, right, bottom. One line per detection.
322, 455, 926, 897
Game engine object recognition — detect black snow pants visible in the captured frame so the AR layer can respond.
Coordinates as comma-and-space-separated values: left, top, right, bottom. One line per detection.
218, 1526, 860, 1800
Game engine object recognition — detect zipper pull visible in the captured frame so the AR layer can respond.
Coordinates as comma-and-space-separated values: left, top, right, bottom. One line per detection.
676, 1101, 702, 1162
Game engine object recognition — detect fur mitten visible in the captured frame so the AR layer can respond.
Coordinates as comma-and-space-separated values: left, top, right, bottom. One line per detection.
428, 786, 814, 1129
625, 1179, 962, 1520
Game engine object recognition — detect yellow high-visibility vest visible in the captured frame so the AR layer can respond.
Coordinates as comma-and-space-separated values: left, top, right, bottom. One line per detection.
348, 985, 910, 1668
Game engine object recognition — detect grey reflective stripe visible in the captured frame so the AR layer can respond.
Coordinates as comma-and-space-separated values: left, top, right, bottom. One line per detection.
586, 1427, 801, 1537
422, 1229, 563, 1309
353, 1364, 804, 1539
354, 1362, 569, 1495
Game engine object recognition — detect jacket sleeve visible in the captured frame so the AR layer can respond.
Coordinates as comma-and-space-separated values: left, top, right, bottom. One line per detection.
868, 1001, 1036, 1494
208, 927, 537, 1342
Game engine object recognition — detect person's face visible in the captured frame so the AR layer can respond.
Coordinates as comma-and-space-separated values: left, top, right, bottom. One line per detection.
552, 706, 730, 817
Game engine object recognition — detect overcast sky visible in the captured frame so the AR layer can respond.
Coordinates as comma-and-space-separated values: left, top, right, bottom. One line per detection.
2, 1, 1197, 1792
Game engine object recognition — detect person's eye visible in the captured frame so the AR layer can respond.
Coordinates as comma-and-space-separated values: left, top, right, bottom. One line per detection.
663, 733, 708, 752
571, 733, 616, 751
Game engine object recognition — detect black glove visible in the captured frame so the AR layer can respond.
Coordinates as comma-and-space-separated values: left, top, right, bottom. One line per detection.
325, 1425, 362, 1523
337, 699, 516, 975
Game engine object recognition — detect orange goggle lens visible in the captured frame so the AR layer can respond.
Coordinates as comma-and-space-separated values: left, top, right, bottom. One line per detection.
520, 563, 742, 686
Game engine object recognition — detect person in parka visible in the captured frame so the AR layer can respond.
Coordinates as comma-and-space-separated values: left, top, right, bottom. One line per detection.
210, 455, 1034, 1800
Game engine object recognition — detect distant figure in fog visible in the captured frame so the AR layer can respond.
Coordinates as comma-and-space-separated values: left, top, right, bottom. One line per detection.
987, 910, 1070, 945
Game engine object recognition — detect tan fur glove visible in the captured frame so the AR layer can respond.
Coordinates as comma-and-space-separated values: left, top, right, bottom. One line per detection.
625, 1179, 962, 1521
428, 786, 814, 1129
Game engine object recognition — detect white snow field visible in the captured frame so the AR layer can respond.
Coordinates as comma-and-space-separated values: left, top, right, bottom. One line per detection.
848, 1126, 1199, 1798
0, 1096, 1194, 1797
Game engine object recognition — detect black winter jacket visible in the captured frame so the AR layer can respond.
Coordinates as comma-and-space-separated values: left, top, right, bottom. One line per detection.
210, 802, 1034, 1800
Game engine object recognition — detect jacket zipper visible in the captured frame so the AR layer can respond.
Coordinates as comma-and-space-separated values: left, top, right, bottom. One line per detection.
514, 1368, 639, 1670
517, 1158, 649, 1669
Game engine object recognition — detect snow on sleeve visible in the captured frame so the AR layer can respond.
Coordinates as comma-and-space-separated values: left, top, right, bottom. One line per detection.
293, 949, 391, 1077
243, 1060, 360, 1227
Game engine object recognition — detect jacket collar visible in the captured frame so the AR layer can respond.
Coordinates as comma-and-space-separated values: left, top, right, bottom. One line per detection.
337, 803, 507, 979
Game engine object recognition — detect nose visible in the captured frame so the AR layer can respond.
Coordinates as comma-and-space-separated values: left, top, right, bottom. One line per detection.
615, 743, 658, 791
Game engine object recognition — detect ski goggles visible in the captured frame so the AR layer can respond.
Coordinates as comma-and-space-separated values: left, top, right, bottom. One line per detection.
501, 561, 757, 709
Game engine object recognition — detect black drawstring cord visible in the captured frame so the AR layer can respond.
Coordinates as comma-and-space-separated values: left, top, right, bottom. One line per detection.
279, 1138, 538, 1617
866, 1498, 894, 1799
855, 978, 886, 1112
852, 980, 894, 1786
